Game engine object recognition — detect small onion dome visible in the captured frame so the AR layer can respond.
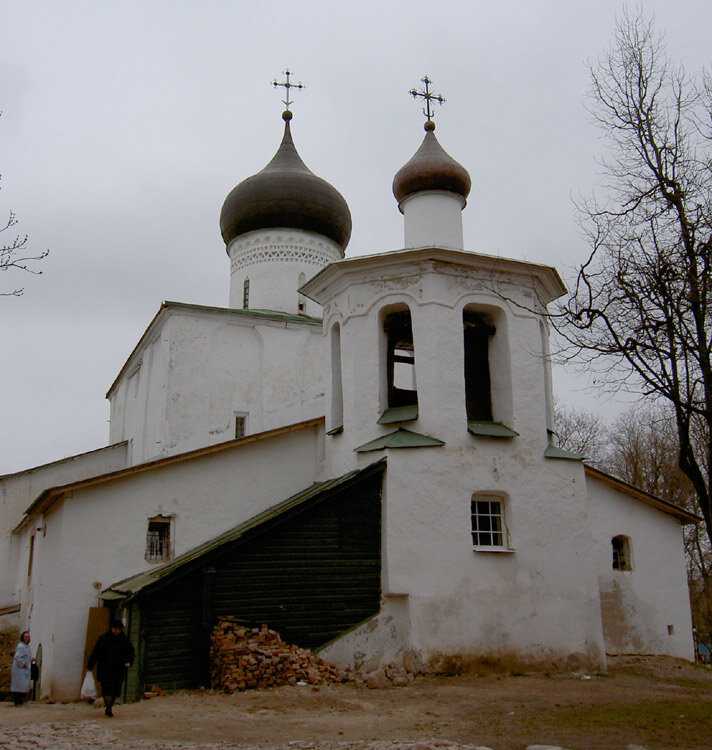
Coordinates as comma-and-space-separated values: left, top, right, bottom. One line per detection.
392, 120, 471, 209
220, 111, 352, 251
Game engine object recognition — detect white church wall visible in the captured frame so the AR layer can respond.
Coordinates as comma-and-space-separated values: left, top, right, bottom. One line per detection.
382, 449, 605, 669
587, 474, 694, 660
16, 422, 323, 700
109, 306, 326, 465
314, 257, 607, 669
16, 498, 66, 698
0, 443, 128, 616
227, 228, 342, 316
400, 191, 465, 249
319, 258, 555, 480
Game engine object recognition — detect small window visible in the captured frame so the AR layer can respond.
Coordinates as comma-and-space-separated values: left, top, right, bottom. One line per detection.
612, 535, 632, 571
471, 495, 508, 548
330, 323, 343, 430
243, 278, 250, 310
146, 516, 172, 563
235, 414, 247, 439
384, 309, 417, 408
27, 533, 36, 583
297, 272, 307, 314
463, 311, 495, 422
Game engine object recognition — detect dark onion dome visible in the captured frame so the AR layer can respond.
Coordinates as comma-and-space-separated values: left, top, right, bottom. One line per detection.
220, 111, 352, 251
392, 120, 471, 209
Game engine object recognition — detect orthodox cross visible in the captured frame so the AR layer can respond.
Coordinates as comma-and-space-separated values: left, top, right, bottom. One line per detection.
409, 75, 445, 122
272, 69, 304, 112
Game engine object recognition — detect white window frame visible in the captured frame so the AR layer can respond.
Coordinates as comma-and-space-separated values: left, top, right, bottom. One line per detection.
471, 492, 513, 553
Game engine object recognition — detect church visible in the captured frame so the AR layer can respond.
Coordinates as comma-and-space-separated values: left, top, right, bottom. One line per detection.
0, 75, 697, 701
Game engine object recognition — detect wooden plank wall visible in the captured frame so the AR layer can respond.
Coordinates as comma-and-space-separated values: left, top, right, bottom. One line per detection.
212, 473, 382, 648
138, 472, 382, 691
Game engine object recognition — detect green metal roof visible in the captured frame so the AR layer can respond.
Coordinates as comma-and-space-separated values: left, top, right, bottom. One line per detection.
377, 404, 419, 425
544, 444, 584, 461
355, 428, 445, 453
467, 421, 519, 438
102, 458, 386, 602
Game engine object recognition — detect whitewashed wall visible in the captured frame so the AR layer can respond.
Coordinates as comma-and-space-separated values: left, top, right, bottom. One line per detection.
15, 423, 323, 700
318, 258, 556, 477
314, 256, 606, 669
227, 227, 342, 316
108, 306, 326, 464
401, 191, 465, 249
0, 442, 128, 627
587, 474, 694, 660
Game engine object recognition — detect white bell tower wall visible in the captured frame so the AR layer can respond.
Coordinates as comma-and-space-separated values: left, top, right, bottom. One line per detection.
400, 190, 465, 249
228, 227, 343, 316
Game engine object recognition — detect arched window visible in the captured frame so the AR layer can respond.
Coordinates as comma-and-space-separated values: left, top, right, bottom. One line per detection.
612, 535, 632, 571
243, 278, 250, 310
383, 308, 417, 408
330, 323, 343, 430
463, 310, 495, 422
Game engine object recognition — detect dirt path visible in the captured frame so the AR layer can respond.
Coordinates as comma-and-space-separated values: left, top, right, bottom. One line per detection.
1, 657, 711, 750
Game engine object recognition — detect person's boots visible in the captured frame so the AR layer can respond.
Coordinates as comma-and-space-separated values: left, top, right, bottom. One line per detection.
104, 696, 114, 717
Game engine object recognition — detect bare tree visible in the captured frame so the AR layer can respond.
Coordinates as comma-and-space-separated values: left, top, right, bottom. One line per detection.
1, 111, 48, 296
551, 9, 712, 545
552, 401, 608, 464
1, 205, 49, 296
606, 403, 711, 640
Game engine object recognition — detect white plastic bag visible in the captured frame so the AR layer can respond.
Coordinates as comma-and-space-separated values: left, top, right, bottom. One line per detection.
80, 670, 97, 701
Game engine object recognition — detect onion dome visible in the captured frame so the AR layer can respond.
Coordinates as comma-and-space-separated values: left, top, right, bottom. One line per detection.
220, 111, 352, 251
392, 120, 471, 209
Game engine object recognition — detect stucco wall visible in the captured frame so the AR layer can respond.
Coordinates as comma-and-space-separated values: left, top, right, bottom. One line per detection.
14, 423, 322, 700
109, 308, 326, 465
314, 257, 606, 669
384, 449, 604, 668
587, 473, 694, 660
0, 442, 128, 614
319, 258, 556, 479
227, 227, 342, 316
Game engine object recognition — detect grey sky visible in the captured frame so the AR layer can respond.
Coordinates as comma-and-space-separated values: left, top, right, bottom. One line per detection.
1, 1, 710, 473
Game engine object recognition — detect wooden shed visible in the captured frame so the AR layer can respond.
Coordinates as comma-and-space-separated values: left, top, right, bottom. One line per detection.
102, 459, 385, 699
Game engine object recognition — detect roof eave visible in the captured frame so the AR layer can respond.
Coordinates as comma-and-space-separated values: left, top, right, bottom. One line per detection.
13, 417, 326, 534
106, 301, 323, 399
301, 246, 567, 306
584, 465, 701, 524
102, 457, 387, 602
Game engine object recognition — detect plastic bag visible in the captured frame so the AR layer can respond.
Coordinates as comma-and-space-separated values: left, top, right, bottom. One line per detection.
80, 670, 97, 701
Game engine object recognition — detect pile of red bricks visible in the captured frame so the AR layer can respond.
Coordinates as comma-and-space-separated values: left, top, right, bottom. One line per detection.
210, 618, 343, 692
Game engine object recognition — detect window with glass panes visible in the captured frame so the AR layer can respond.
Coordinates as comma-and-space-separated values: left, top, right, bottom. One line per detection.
471, 495, 506, 547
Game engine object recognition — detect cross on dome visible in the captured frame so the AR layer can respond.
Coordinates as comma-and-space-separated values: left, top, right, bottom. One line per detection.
409, 75, 445, 130
272, 69, 305, 115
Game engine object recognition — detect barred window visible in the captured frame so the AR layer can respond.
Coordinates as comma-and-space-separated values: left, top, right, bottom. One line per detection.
243, 278, 250, 309
471, 495, 508, 548
145, 516, 172, 563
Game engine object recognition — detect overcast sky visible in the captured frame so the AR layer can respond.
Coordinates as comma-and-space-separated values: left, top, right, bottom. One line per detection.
1, 1, 710, 474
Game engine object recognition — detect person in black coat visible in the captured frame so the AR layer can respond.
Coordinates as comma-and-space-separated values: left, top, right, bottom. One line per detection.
87, 619, 135, 717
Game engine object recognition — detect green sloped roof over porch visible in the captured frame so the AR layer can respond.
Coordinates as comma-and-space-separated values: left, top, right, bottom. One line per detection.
102, 458, 387, 602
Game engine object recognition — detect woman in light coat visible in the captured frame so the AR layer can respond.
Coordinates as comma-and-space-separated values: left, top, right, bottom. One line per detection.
10, 630, 32, 706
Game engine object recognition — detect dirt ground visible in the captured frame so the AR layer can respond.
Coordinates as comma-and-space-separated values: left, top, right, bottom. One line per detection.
1, 656, 711, 750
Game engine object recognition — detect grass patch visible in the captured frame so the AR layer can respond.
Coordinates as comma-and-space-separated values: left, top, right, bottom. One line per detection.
547, 698, 712, 745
